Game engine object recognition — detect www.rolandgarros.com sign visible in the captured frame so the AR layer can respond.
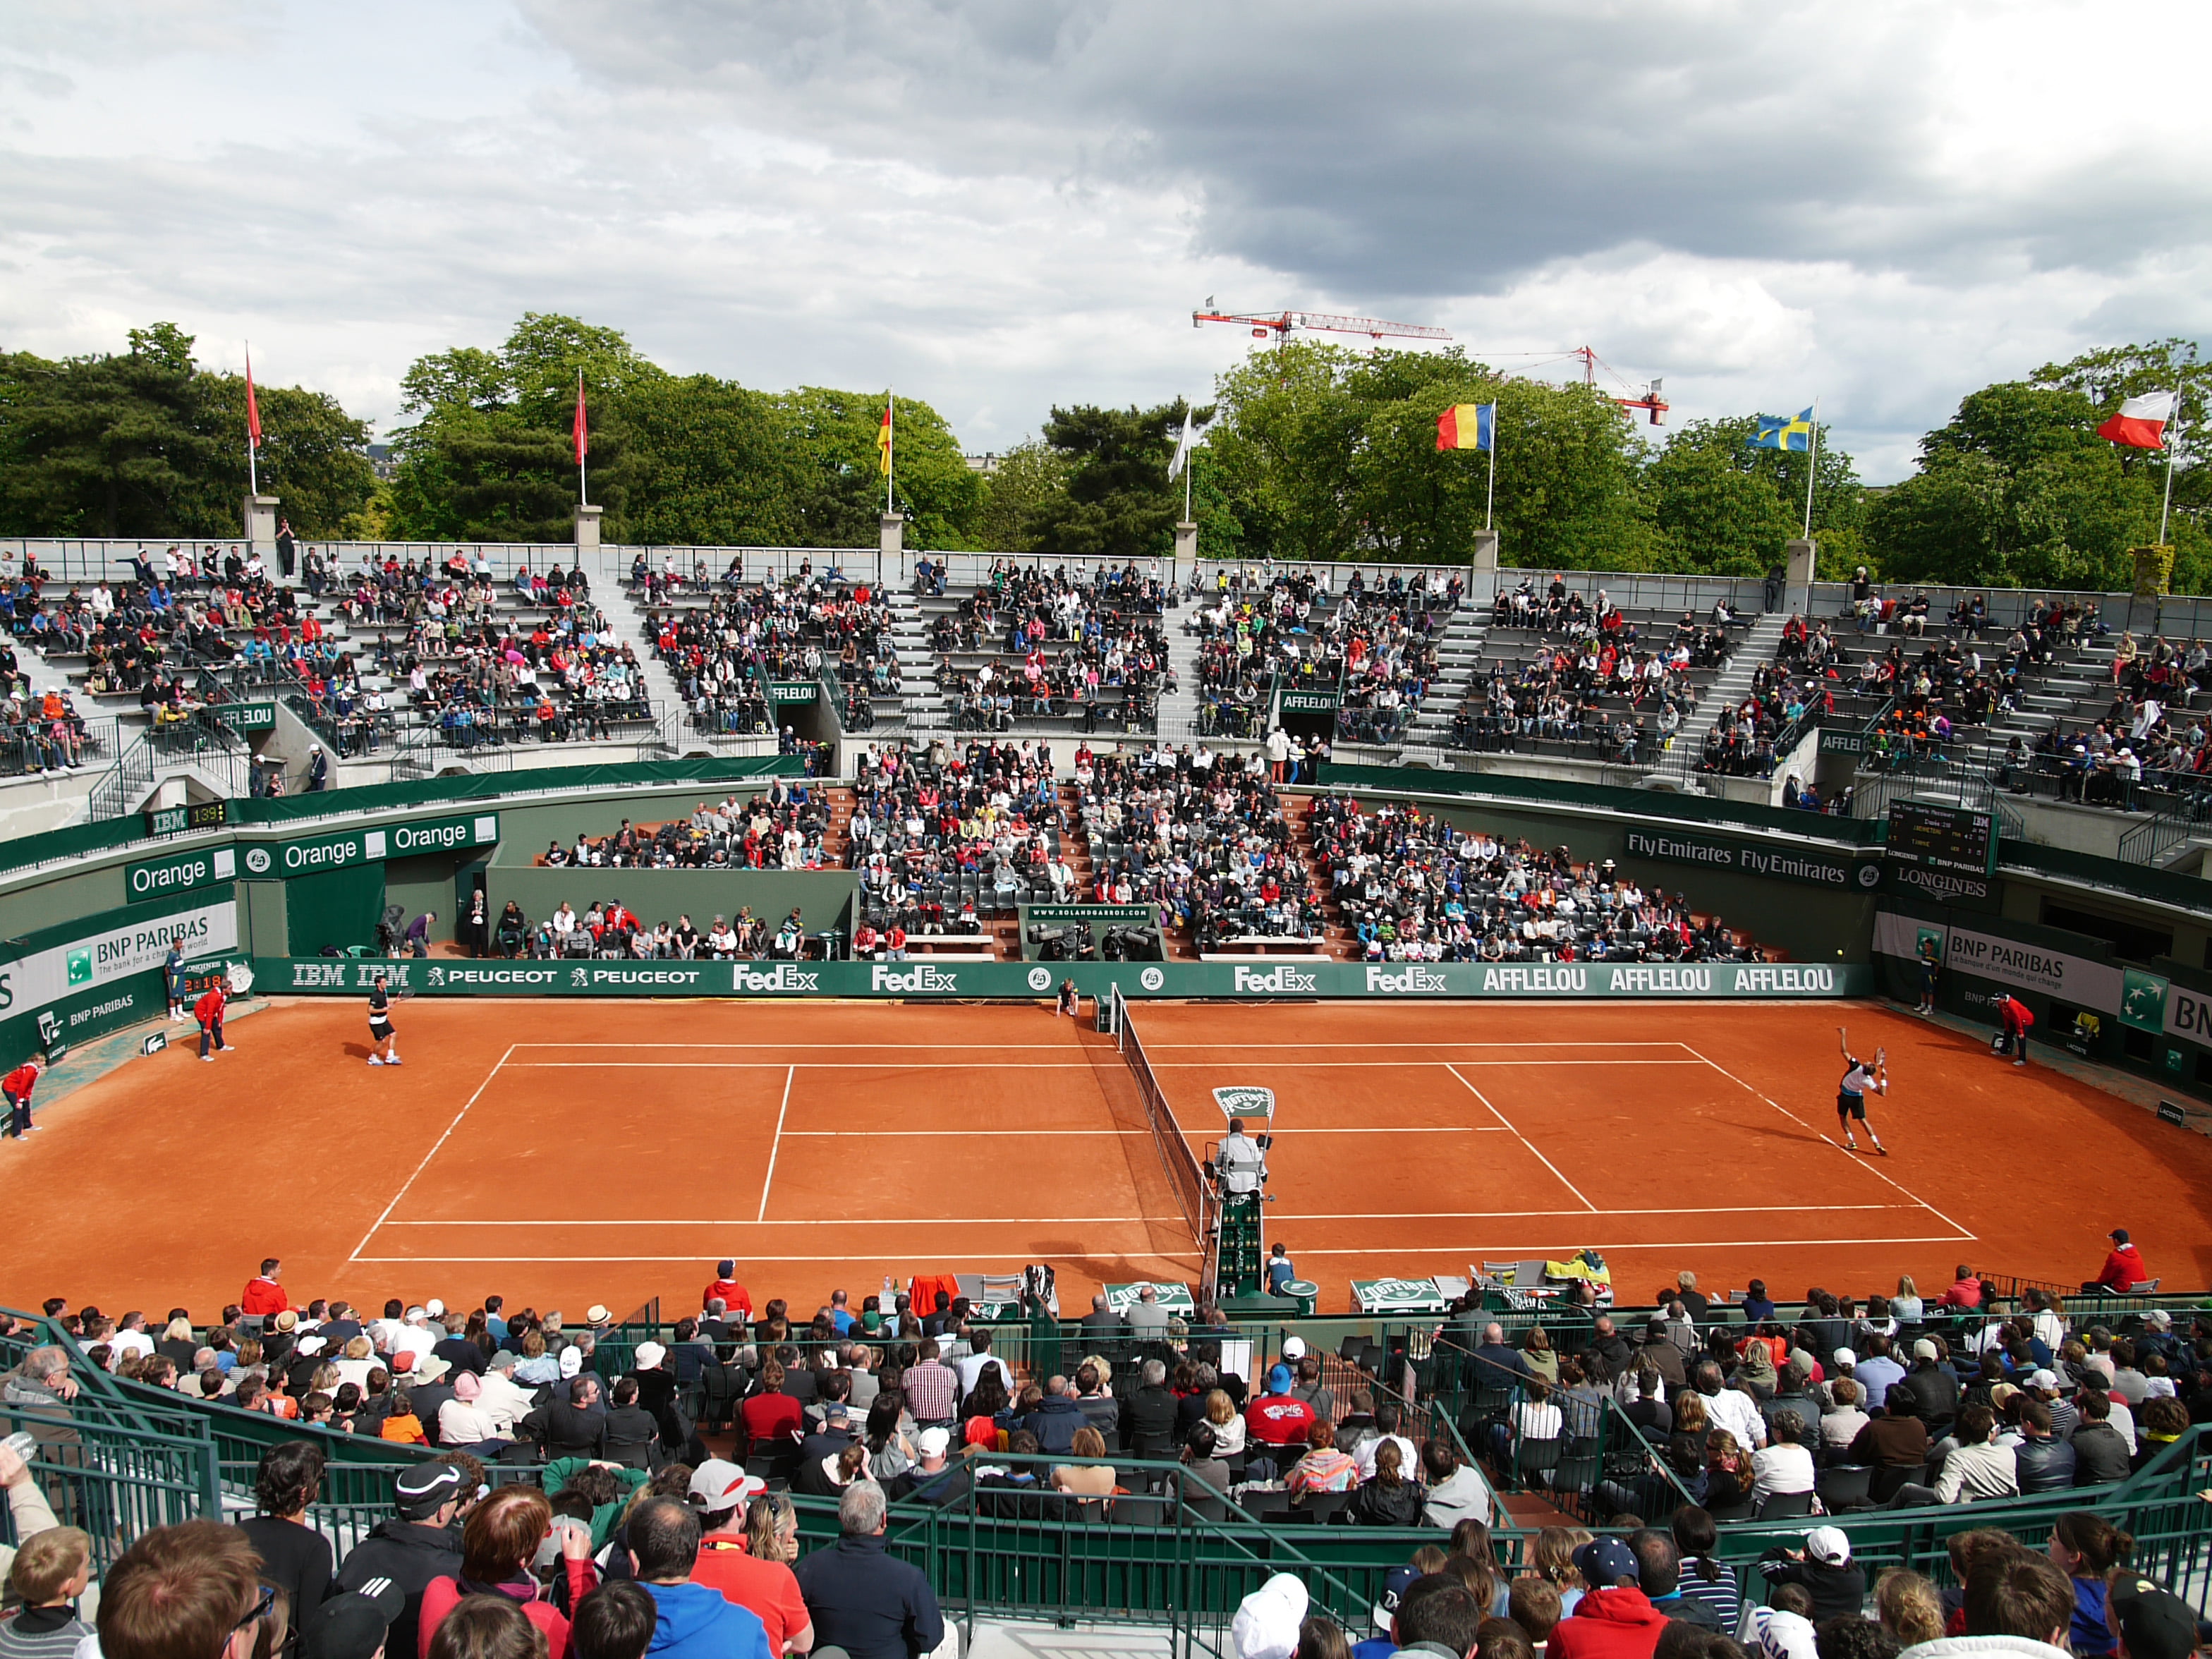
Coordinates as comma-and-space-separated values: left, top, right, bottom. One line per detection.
251, 956, 1873, 999
1624, 827, 1885, 892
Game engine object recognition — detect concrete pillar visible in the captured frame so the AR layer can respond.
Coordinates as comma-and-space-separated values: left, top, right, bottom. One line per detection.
243, 493, 279, 551
574, 504, 602, 556
1469, 528, 1500, 604
1783, 537, 1816, 615
879, 513, 904, 586
1173, 521, 1198, 584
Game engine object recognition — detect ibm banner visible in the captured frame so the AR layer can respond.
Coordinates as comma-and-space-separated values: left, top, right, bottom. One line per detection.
249, 956, 1873, 1001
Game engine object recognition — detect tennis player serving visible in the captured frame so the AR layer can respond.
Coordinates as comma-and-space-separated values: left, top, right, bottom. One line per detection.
1835, 1026, 1889, 1155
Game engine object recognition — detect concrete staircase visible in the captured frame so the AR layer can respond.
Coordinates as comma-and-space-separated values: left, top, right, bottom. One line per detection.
883, 589, 933, 732
592, 579, 687, 750
1658, 611, 1788, 782
1404, 606, 1493, 753
1156, 595, 1207, 737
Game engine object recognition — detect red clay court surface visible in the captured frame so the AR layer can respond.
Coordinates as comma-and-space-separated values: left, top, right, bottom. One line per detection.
8, 997, 2210, 1320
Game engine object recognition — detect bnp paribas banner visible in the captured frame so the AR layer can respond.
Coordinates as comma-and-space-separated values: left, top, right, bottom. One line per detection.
247, 955, 1872, 1001
0, 889, 238, 1059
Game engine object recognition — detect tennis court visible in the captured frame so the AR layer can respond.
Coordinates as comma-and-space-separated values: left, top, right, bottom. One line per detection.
4, 994, 2207, 1318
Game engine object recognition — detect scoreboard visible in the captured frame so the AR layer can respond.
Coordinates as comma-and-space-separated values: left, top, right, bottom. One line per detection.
1886, 799, 1998, 877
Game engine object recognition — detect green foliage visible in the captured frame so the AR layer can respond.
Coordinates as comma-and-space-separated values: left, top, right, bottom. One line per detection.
1022, 401, 1189, 561
0, 324, 372, 538
1865, 345, 2210, 591
1198, 344, 1665, 569
1644, 415, 1862, 576
387, 405, 579, 543
610, 374, 801, 547
973, 441, 1071, 552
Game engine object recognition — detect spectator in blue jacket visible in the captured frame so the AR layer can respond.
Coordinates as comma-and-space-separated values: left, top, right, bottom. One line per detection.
793, 1481, 944, 1659
628, 1496, 771, 1659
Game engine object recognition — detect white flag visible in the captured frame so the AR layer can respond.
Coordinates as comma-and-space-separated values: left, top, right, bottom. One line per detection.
1167, 407, 1196, 480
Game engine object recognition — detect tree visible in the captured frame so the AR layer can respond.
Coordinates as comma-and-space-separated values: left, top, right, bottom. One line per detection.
609, 374, 803, 547
0, 324, 371, 539
973, 441, 1071, 552
1644, 416, 1862, 577
1023, 401, 1187, 561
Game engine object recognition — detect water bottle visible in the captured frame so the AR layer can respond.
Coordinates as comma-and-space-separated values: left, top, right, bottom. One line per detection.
2, 1430, 37, 1463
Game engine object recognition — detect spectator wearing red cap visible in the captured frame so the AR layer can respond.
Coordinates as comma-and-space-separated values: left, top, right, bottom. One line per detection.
2085, 1229, 2149, 1295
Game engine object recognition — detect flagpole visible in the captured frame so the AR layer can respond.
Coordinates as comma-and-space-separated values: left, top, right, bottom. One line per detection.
245, 341, 257, 497
1485, 406, 1497, 534
2160, 389, 2181, 545
1802, 396, 1820, 540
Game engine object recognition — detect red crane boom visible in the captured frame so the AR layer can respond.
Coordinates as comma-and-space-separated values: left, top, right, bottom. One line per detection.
1192, 308, 1451, 345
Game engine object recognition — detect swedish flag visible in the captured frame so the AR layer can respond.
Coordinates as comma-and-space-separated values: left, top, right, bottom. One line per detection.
1752, 407, 1816, 451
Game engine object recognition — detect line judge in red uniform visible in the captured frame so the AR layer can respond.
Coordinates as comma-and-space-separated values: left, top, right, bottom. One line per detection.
195, 982, 229, 1061
2084, 1227, 2150, 1296
3, 1052, 45, 1138
703, 1259, 754, 1319
242, 1258, 291, 1320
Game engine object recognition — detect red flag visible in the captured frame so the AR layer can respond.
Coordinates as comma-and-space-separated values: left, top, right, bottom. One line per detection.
573, 372, 589, 464
2096, 391, 2175, 451
245, 346, 262, 449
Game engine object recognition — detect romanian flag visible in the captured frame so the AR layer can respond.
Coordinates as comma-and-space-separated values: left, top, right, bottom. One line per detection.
2096, 391, 2175, 451
1752, 407, 1816, 451
877, 398, 894, 475
1436, 402, 1495, 452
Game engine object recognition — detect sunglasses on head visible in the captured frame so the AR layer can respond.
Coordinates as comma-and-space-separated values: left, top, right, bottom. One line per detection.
232, 1584, 277, 1635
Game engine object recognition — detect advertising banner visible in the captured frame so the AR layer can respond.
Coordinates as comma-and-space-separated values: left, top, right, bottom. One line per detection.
1878, 911, 2123, 1014
0, 893, 238, 1026
1021, 904, 1160, 927
250, 955, 1874, 1001
1622, 826, 1884, 892
236, 813, 501, 880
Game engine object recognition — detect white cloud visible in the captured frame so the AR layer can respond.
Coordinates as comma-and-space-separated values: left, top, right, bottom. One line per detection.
1, 0, 2207, 482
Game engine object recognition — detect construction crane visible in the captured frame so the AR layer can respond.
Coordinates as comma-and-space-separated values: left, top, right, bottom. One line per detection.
1192, 303, 1451, 347
1557, 345, 1668, 425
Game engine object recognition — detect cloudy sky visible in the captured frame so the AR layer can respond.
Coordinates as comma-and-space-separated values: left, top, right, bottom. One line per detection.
3, 0, 2206, 480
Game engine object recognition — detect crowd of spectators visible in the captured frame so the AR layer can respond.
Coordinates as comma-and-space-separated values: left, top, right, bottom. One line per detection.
931, 561, 1171, 732
846, 738, 1069, 922
1075, 742, 1320, 950
644, 561, 893, 737
1452, 600, 1734, 764
1306, 796, 1762, 964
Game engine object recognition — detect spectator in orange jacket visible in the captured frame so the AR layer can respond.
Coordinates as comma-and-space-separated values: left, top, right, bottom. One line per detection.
2085, 1227, 2149, 1295
241, 1260, 289, 1320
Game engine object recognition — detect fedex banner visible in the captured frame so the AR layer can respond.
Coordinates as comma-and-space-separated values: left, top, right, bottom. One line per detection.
247, 955, 1873, 1001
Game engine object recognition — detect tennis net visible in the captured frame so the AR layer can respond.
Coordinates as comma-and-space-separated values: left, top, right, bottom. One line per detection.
1112, 985, 1212, 1259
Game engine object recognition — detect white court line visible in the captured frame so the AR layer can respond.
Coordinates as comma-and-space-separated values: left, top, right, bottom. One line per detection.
502, 1062, 1107, 1069
1272, 1204, 1926, 1220
357, 1252, 1205, 1264
510, 1043, 1081, 1050
1677, 1043, 1979, 1241
777, 1126, 1512, 1136
1445, 1063, 1598, 1213
379, 1216, 1163, 1227
756, 1065, 794, 1223
1150, 1066, 1699, 1079
1143, 1041, 1694, 1049
349, 1043, 516, 1263
1284, 1236, 1975, 1254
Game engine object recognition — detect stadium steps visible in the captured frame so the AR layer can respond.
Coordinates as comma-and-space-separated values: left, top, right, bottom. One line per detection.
1280, 793, 1357, 960
820, 787, 856, 865
1661, 609, 1789, 779
592, 580, 685, 752
882, 588, 932, 730
1405, 605, 1492, 745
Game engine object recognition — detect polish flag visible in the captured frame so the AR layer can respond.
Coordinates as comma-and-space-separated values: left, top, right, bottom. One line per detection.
2096, 391, 2175, 450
